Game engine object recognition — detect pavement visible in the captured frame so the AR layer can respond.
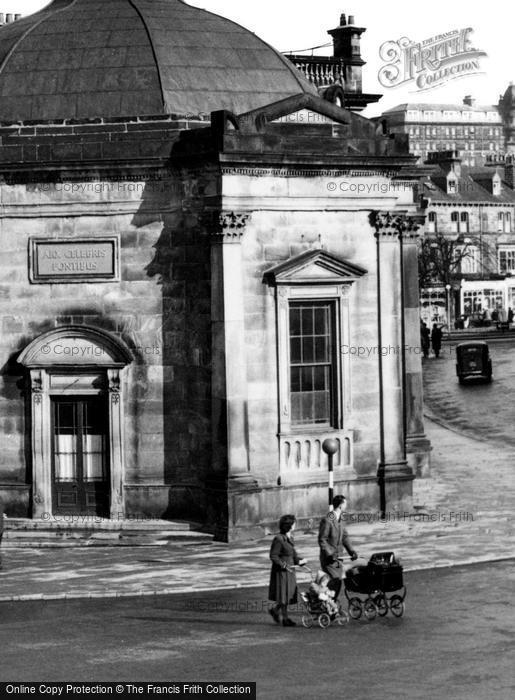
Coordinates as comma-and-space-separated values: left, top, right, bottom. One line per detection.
1, 409, 514, 603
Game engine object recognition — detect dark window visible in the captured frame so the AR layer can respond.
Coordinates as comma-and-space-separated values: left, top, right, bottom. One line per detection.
289, 302, 336, 426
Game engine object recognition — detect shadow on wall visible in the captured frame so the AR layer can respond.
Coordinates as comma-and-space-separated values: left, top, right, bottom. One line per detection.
136, 174, 216, 524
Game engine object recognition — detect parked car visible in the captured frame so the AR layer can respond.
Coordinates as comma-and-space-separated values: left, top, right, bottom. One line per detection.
456, 341, 492, 384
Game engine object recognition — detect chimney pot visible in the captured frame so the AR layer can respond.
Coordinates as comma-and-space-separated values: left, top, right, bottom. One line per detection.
0, 13, 4, 24
6, 13, 13, 23
14, 14, 21, 21
348, 15, 355, 25
340, 13, 346, 26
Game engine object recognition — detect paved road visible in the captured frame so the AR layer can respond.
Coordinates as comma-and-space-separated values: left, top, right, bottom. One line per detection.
0, 562, 513, 700
423, 339, 515, 446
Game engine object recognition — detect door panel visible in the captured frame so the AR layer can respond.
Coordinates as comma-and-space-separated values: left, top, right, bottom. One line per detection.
52, 397, 109, 516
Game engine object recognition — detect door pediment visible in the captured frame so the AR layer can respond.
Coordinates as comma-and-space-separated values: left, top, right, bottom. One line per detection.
18, 326, 133, 368
264, 249, 367, 286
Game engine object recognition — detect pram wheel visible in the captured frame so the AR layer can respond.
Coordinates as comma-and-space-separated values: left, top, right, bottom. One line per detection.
348, 597, 363, 620
374, 594, 388, 617
301, 614, 314, 628
363, 598, 377, 620
389, 595, 405, 618
318, 613, 331, 629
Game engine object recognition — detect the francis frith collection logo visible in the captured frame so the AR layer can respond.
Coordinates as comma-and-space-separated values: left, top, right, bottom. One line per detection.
378, 28, 487, 91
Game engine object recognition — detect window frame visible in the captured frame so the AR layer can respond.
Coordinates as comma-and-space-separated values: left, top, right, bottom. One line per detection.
498, 246, 515, 274
288, 299, 339, 429
277, 285, 350, 435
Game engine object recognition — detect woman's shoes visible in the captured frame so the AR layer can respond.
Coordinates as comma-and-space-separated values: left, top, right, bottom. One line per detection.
269, 607, 281, 624
282, 618, 296, 627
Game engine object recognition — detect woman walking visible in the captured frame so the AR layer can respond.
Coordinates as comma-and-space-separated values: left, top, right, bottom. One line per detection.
268, 514, 307, 627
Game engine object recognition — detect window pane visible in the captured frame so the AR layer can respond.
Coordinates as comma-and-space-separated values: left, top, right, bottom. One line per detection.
289, 307, 301, 336
301, 366, 313, 392
314, 365, 328, 391
291, 393, 301, 423
315, 336, 329, 363
290, 337, 301, 364
301, 393, 314, 423
301, 307, 314, 335
314, 306, 328, 335
302, 336, 314, 363
314, 391, 330, 423
290, 366, 301, 393
55, 452, 76, 481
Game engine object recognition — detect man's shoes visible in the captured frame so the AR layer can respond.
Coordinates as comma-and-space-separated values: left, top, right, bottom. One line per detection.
269, 607, 281, 624
282, 618, 296, 627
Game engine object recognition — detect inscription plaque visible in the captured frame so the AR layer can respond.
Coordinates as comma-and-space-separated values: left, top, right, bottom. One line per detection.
30, 237, 120, 283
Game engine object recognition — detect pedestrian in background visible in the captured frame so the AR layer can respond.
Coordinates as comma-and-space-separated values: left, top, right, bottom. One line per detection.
420, 321, 430, 358
431, 323, 443, 358
268, 514, 307, 627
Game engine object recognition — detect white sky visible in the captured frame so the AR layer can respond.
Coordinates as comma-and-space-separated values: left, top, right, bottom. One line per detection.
5, 0, 515, 117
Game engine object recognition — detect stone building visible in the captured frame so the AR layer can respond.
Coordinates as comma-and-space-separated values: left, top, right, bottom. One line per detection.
377, 98, 505, 166
420, 151, 515, 326
0, 0, 430, 540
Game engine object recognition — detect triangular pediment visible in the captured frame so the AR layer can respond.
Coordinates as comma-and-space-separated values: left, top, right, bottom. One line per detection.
264, 249, 367, 286
272, 108, 341, 127
237, 93, 350, 133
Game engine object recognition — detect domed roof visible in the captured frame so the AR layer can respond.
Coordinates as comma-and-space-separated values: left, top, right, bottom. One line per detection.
0, 0, 317, 122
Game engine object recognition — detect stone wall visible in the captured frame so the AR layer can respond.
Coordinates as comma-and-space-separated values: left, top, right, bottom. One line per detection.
0, 166, 212, 519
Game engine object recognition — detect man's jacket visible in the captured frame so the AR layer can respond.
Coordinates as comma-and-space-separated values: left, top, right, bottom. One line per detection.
318, 511, 356, 578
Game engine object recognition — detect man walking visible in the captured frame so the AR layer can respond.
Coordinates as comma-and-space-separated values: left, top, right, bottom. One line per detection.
431, 323, 443, 358
318, 495, 358, 600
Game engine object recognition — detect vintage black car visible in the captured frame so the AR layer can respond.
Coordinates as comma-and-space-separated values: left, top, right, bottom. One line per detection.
456, 341, 492, 384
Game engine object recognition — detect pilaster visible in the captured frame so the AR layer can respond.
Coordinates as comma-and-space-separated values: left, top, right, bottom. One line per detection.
209, 211, 256, 487
371, 211, 427, 482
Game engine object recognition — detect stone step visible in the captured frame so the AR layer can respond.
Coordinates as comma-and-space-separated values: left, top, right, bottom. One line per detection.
2, 518, 214, 547
4, 517, 201, 531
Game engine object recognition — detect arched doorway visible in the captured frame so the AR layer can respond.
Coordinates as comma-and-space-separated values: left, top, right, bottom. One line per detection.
18, 326, 133, 520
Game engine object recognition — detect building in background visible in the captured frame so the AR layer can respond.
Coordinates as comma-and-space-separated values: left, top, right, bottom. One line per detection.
0, 1, 430, 540
378, 98, 504, 166
419, 151, 515, 327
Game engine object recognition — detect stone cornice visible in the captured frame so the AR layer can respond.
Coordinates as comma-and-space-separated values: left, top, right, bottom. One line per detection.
220, 166, 402, 179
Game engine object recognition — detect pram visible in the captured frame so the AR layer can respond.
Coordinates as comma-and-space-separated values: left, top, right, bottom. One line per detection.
299, 568, 349, 629
344, 551, 406, 620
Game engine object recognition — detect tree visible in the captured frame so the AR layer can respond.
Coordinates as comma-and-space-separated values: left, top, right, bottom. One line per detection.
418, 233, 482, 288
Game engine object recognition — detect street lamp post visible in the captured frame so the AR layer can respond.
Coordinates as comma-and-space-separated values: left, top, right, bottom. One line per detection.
445, 283, 452, 335
322, 438, 339, 511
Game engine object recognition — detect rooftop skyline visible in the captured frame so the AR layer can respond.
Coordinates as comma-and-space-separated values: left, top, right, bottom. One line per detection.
4, 0, 512, 118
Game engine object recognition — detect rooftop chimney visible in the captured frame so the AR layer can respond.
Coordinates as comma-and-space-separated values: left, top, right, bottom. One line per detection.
327, 13, 366, 92
0, 12, 21, 25
426, 150, 462, 178
463, 95, 476, 107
